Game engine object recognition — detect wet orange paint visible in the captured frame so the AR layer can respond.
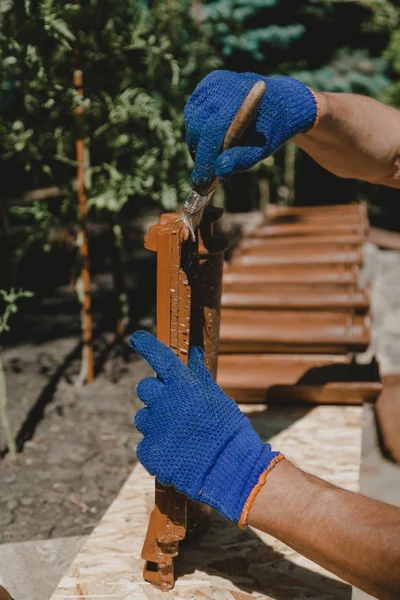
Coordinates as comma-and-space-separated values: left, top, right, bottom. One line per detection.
142, 209, 227, 590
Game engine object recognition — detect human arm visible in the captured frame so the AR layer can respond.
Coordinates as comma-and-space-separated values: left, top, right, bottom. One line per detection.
249, 458, 400, 600
129, 331, 400, 600
293, 91, 400, 189
185, 70, 400, 190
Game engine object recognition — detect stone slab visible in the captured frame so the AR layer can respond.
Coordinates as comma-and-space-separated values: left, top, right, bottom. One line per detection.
352, 404, 400, 600
0, 536, 87, 600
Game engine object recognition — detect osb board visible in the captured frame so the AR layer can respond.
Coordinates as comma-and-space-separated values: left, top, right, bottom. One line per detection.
51, 405, 363, 600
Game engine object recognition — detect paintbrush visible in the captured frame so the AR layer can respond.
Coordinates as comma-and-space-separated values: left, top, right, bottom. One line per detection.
181, 80, 267, 240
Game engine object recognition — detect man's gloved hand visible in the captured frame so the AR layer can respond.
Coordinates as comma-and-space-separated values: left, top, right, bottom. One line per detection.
129, 331, 283, 528
184, 70, 319, 190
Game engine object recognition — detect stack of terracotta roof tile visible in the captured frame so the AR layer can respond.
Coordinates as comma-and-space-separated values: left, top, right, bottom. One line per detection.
217, 203, 382, 404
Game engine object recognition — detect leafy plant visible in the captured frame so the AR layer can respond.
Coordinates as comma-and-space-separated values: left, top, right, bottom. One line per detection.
0, 288, 34, 456
293, 48, 389, 97
0, 288, 34, 334
367, 2, 400, 108
10, 201, 55, 261
0, 0, 221, 211
0, 0, 221, 384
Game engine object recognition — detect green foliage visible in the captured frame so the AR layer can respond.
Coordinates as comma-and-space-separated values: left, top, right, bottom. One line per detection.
0, 0, 220, 211
0, 286, 33, 456
294, 49, 389, 97
366, 0, 399, 31
367, 1, 400, 108
0, 288, 34, 335
10, 202, 55, 260
202, 0, 304, 63
202, 0, 389, 96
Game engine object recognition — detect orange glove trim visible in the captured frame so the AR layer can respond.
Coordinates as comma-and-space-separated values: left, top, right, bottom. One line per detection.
238, 453, 285, 530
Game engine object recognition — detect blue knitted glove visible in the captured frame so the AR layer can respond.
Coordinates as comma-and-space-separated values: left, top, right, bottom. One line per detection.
129, 331, 283, 528
184, 70, 319, 190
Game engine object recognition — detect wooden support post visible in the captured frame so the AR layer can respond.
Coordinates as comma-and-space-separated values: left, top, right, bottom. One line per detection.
142, 209, 227, 590
74, 62, 93, 384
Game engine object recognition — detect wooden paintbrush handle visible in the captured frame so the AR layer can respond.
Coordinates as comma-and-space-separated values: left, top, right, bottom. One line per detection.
195, 80, 266, 196
223, 80, 266, 151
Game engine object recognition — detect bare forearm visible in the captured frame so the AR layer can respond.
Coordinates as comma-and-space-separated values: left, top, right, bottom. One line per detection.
248, 459, 400, 600
293, 91, 400, 188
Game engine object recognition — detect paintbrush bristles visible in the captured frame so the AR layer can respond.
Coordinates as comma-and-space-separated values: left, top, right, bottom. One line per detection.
180, 209, 204, 242
180, 189, 215, 241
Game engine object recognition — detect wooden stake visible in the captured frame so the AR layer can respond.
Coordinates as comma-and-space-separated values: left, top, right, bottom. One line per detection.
74, 59, 93, 383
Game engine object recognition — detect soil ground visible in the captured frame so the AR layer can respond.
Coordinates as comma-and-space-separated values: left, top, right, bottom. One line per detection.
0, 335, 152, 543
0, 215, 157, 544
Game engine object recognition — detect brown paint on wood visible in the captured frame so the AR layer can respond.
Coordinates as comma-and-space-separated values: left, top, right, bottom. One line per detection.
232, 248, 363, 267
238, 240, 362, 255
189, 210, 227, 377
266, 202, 367, 217
252, 222, 366, 238
247, 382, 382, 404
219, 309, 370, 354
224, 263, 359, 286
142, 210, 227, 590
143, 215, 190, 590
217, 354, 381, 404
264, 211, 367, 227
221, 286, 369, 313
239, 234, 364, 250
219, 353, 350, 385
218, 354, 380, 386
219, 202, 375, 405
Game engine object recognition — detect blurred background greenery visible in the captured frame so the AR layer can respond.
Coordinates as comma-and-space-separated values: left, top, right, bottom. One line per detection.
1, 0, 399, 215
1, 0, 399, 214
0, 0, 399, 342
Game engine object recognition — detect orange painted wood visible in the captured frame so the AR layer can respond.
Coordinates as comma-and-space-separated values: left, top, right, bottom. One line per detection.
221, 286, 369, 312
224, 263, 359, 285
264, 214, 366, 228
218, 353, 351, 386
225, 383, 382, 404
239, 235, 364, 250
217, 354, 381, 404
252, 222, 366, 238
264, 209, 367, 225
219, 309, 370, 354
143, 214, 190, 590
232, 248, 363, 266
265, 202, 367, 217
142, 210, 226, 591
